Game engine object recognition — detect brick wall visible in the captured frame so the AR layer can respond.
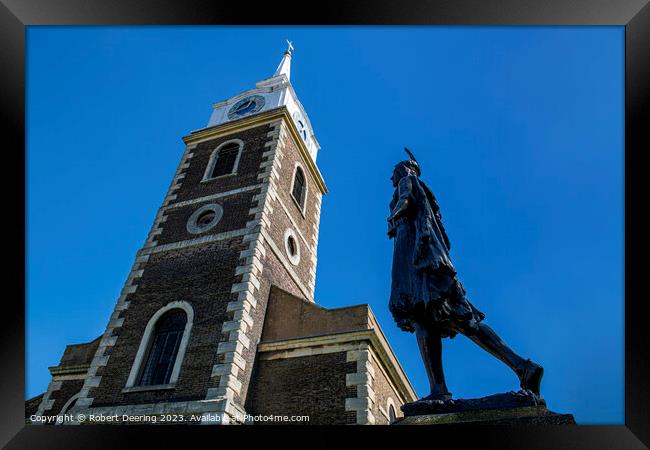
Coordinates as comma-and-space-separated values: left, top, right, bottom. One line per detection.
91, 239, 245, 406
48, 380, 84, 415
233, 249, 303, 406
172, 125, 273, 203
370, 354, 404, 424
265, 125, 321, 293
246, 352, 356, 425
273, 131, 322, 242
265, 200, 314, 288
156, 191, 258, 245
25, 394, 44, 419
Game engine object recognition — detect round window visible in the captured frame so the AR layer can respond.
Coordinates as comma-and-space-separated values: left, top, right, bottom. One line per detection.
187, 204, 224, 234
197, 210, 216, 227
283, 228, 301, 266
287, 236, 297, 256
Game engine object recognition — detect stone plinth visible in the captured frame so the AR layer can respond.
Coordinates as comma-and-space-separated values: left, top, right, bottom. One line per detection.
395, 405, 576, 425
396, 391, 575, 425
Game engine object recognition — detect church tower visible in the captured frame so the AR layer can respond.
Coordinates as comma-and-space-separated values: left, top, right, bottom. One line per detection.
32, 43, 416, 426
57, 43, 326, 421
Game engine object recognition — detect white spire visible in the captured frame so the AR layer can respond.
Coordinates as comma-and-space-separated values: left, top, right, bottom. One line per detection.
273, 40, 293, 80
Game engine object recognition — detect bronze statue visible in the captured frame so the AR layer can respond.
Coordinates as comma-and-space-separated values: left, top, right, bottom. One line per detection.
388, 148, 544, 405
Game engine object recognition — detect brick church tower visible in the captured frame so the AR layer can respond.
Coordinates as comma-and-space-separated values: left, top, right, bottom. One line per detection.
30, 44, 416, 425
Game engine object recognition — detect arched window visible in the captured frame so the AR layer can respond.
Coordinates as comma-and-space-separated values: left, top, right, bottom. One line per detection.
138, 309, 187, 386
203, 139, 243, 181
60, 393, 80, 415
211, 142, 239, 177
125, 301, 194, 390
388, 404, 397, 423
55, 392, 81, 425
291, 166, 306, 210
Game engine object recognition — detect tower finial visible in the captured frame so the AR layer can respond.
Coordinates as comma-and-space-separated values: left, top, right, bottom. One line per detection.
274, 40, 293, 80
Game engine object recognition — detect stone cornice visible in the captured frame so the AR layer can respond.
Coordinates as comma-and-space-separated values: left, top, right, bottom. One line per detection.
182, 107, 327, 194
257, 329, 417, 403
48, 364, 90, 376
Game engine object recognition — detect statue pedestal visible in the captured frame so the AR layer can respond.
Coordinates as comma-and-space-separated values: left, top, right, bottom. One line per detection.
396, 390, 575, 425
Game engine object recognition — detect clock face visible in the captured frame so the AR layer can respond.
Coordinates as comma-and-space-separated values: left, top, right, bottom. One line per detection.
297, 120, 307, 141
293, 112, 308, 142
227, 95, 265, 120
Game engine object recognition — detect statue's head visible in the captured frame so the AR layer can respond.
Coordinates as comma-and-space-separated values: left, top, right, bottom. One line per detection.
391, 159, 420, 187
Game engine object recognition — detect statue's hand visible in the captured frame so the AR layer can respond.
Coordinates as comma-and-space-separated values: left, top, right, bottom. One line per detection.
397, 320, 415, 333
387, 218, 396, 238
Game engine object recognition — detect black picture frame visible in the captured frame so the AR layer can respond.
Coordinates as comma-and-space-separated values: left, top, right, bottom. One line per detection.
2, 0, 648, 448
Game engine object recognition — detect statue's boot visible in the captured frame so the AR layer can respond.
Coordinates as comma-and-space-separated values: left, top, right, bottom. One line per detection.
421, 386, 452, 402
421, 394, 452, 402
467, 323, 544, 396
517, 359, 544, 395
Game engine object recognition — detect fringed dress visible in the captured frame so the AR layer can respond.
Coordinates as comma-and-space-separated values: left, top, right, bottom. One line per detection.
388, 175, 485, 338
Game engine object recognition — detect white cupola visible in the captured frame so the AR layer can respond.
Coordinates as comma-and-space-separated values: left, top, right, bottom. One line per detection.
206, 41, 321, 162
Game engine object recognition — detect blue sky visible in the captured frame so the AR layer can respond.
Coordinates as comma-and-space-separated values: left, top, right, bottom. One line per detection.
26, 26, 623, 424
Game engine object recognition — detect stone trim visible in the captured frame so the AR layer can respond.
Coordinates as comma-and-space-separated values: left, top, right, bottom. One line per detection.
204, 119, 284, 424
270, 177, 319, 298
34, 379, 63, 417
147, 143, 197, 248
260, 227, 313, 302
68, 255, 145, 410
258, 341, 363, 361
255, 331, 410, 425
138, 228, 251, 256
255, 121, 311, 304
274, 191, 312, 252
386, 396, 398, 422
307, 193, 322, 293
257, 330, 373, 353
186, 203, 224, 235
289, 161, 308, 217
121, 384, 175, 393
283, 228, 301, 266
70, 264, 142, 409
125, 301, 195, 388
48, 364, 91, 377
183, 106, 327, 194
58, 392, 82, 416
201, 138, 245, 182
378, 404, 388, 421
162, 184, 263, 210
371, 348, 411, 410
65, 399, 247, 425
48, 373, 89, 382
257, 329, 417, 406
363, 314, 418, 404
346, 342, 376, 425
70, 144, 198, 412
